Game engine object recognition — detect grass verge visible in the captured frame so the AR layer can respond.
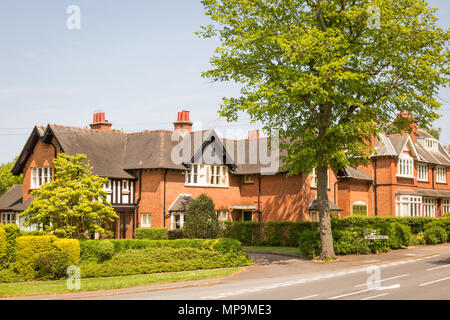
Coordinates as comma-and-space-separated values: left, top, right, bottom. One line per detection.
243, 246, 303, 256
0, 268, 241, 298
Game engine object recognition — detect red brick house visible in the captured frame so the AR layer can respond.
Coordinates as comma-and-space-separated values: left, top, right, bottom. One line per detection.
337, 128, 450, 219
0, 111, 339, 238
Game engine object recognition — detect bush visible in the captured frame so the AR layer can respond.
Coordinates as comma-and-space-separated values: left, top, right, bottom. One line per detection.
223, 221, 264, 246
54, 239, 80, 265
183, 194, 220, 239
0, 268, 25, 283
333, 229, 370, 255
168, 229, 185, 240
135, 228, 168, 240
298, 230, 321, 258
0, 224, 22, 268
80, 247, 252, 278
15, 235, 57, 279
424, 222, 448, 245
80, 239, 114, 263
34, 251, 70, 280
0, 225, 6, 260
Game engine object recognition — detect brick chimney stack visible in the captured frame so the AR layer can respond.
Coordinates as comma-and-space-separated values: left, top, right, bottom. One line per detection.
90, 111, 112, 133
248, 130, 261, 140
173, 110, 193, 132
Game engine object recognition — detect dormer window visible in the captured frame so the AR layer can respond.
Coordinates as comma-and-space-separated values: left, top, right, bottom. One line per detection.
425, 138, 439, 151
397, 154, 414, 178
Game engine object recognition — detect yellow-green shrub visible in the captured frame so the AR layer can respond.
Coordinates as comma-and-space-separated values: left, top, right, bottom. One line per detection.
0, 225, 6, 259
54, 239, 80, 265
15, 235, 57, 279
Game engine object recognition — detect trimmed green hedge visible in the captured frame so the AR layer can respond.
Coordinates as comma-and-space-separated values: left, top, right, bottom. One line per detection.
80, 238, 243, 263
80, 247, 252, 278
135, 228, 168, 240
0, 224, 21, 269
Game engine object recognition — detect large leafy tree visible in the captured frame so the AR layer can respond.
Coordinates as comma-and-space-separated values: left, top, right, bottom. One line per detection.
199, 0, 449, 259
0, 157, 23, 196
184, 194, 221, 239
21, 154, 118, 239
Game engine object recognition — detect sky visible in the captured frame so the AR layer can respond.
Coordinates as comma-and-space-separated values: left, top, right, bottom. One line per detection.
0, 0, 449, 164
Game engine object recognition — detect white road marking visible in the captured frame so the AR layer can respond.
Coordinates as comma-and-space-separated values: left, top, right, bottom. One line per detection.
354, 274, 409, 288
294, 294, 319, 300
426, 264, 450, 271
360, 293, 390, 300
419, 277, 450, 287
328, 288, 374, 300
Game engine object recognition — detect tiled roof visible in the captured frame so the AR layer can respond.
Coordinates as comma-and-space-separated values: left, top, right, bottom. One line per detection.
0, 185, 24, 212
340, 167, 373, 181
308, 197, 343, 211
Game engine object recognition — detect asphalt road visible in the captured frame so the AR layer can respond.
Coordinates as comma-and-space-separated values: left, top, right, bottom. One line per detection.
85, 249, 449, 301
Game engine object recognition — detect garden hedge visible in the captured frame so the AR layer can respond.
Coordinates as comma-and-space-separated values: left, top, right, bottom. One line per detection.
135, 228, 168, 240
53, 239, 80, 265
0, 225, 6, 260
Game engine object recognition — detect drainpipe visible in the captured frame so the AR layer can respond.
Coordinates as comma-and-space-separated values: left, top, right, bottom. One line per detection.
258, 175, 262, 222
432, 166, 435, 189
163, 169, 168, 228
135, 169, 143, 231
373, 158, 378, 217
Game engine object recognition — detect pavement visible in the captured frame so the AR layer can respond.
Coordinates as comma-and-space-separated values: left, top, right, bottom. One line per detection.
4, 244, 450, 300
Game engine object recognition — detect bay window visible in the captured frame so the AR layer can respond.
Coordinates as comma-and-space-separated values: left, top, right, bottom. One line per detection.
423, 198, 436, 218
397, 155, 414, 178
171, 212, 184, 230
186, 164, 229, 187
396, 195, 422, 217
436, 166, 447, 183
1, 213, 16, 225
417, 164, 428, 182
31, 167, 52, 189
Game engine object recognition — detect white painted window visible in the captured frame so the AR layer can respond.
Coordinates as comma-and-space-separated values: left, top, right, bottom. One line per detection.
443, 199, 450, 215
310, 212, 319, 222
310, 168, 330, 189
216, 210, 229, 227
31, 167, 52, 189
397, 154, 414, 178
122, 180, 130, 193
417, 164, 428, 182
185, 164, 229, 187
396, 196, 422, 217
244, 175, 254, 184
141, 214, 151, 228
104, 180, 112, 203
436, 166, 447, 183
171, 212, 184, 230
425, 138, 439, 150
1, 213, 16, 225
423, 198, 436, 218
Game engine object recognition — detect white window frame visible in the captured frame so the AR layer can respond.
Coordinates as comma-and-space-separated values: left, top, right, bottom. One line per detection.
31, 167, 52, 189
141, 213, 151, 228
244, 175, 254, 184
425, 138, 439, 151
171, 212, 184, 230
443, 199, 450, 215
396, 195, 422, 217
397, 154, 414, 178
417, 164, 428, 182
436, 166, 447, 184
216, 210, 229, 227
1, 213, 16, 225
122, 180, 130, 193
185, 164, 229, 187
423, 198, 436, 218
310, 211, 319, 222
310, 168, 330, 189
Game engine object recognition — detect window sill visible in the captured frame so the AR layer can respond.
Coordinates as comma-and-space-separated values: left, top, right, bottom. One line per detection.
417, 179, 429, 183
185, 184, 229, 189
436, 181, 447, 185
396, 175, 415, 179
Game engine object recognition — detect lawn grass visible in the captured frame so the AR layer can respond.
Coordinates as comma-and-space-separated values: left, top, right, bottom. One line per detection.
243, 246, 302, 256
0, 268, 241, 298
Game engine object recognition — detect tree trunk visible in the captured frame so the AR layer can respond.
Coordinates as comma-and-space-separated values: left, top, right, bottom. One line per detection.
317, 165, 336, 260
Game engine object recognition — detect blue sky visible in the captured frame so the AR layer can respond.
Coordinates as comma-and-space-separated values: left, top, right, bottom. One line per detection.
0, 0, 449, 164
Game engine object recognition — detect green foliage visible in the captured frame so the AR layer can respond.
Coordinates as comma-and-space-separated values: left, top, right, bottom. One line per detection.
0, 268, 25, 283
0, 224, 21, 269
168, 229, 185, 240
135, 228, 168, 240
34, 251, 70, 280
0, 157, 23, 196
15, 235, 57, 279
223, 221, 264, 246
53, 239, 80, 265
333, 229, 371, 255
424, 222, 448, 245
80, 239, 115, 263
20, 153, 118, 239
298, 230, 321, 259
79, 247, 252, 278
0, 226, 6, 260
184, 194, 220, 239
